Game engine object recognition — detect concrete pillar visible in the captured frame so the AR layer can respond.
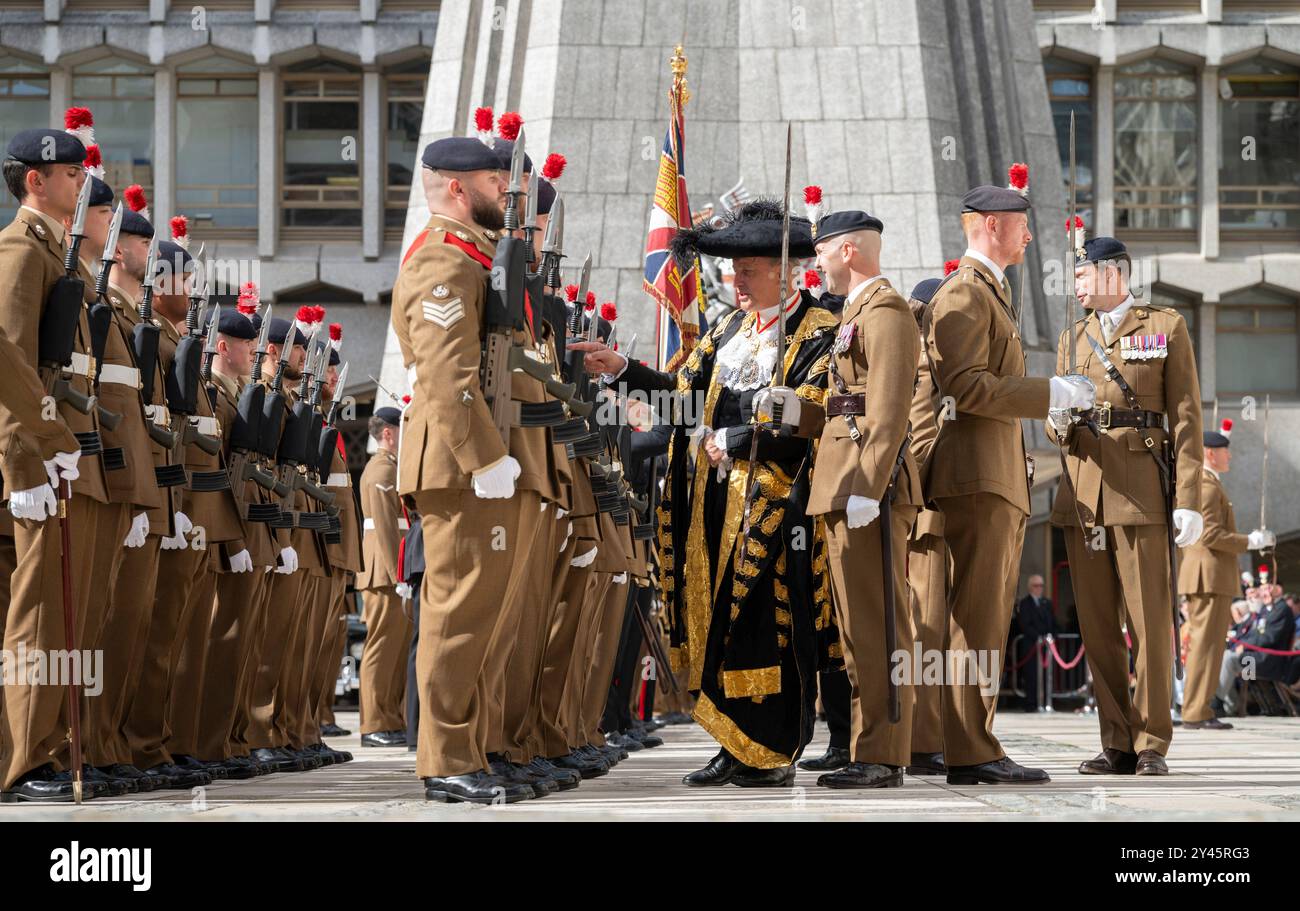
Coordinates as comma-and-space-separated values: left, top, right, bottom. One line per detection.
362, 70, 382, 260
48, 70, 70, 129
361, 0, 377, 23
258, 69, 278, 259
44, 0, 62, 23
1098, 0, 1117, 24
1202, 0, 1222, 23
1095, 65, 1115, 236
149, 0, 168, 23
255, 0, 272, 23
153, 69, 175, 232
1200, 298, 1217, 401
1200, 66, 1219, 259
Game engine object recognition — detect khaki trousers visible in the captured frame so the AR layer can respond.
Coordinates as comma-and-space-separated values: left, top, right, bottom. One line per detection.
277, 572, 323, 750
359, 585, 411, 734
194, 567, 267, 760
824, 504, 918, 767
933, 492, 1026, 767
1181, 593, 1233, 724
907, 533, 948, 755
164, 556, 219, 759
0, 532, 16, 639
246, 569, 308, 749
1064, 522, 1174, 755
537, 533, 593, 757
580, 573, 626, 746
1, 495, 106, 788
498, 509, 559, 761
306, 572, 349, 739
412, 488, 528, 778
232, 568, 277, 755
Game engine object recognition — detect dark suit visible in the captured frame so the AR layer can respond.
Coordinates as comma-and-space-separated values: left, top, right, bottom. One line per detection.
1014, 594, 1054, 710
1219, 601, 1297, 712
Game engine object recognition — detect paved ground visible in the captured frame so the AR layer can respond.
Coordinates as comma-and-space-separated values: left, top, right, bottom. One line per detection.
3, 709, 1298, 820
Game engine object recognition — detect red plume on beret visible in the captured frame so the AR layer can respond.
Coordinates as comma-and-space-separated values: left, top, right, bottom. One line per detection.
329, 322, 342, 341
474, 107, 494, 133
1007, 162, 1029, 196
564, 284, 579, 302
803, 185, 822, 205
542, 153, 566, 182
124, 184, 148, 216
944, 259, 960, 276
83, 145, 101, 169
170, 215, 188, 239
1066, 215, 1084, 231
803, 269, 821, 289
64, 106, 95, 147
600, 302, 617, 321
584, 291, 596, 311
237, 282, 259, 315
296, 305, 314, 321
497, 111, 523, 141
1221, 418, 1233, 437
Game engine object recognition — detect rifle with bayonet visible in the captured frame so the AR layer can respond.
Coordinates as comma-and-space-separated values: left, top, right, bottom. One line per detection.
132, 237, 188, 489
166, 269, 223, 468
272, 329, 335, 529
69, 181, 123, 434
227, 307, 281, 523
181, 304, 231, 494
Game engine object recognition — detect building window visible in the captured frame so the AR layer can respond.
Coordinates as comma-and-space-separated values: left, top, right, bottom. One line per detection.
386, 61, 427, 237
72, 57, 155, 203
1149, 285, 1199, 369
177, 56, 258, 233
0, 57, 50, 224
1216, 288, 1298, 396
1045, 57, 1094, 226
1219, 59, 1300, 233
282, 61, 362, 230
1114, 58, 1198, 234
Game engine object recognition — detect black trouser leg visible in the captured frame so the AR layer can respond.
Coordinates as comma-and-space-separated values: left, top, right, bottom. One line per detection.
820, 669, 852, 751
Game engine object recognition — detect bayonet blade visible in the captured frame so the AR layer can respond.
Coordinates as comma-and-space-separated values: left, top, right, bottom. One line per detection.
524, 176, 539, 231
508, 127, 526, 196
102, 204, 123, 264
142, 236, 159, 291
541, 194, 563, 256
334, 362, 349, 398
203, 305, 221, 351
576, 253, 591, 302
71, 175, 90, 238
1066, 110, 1078, 375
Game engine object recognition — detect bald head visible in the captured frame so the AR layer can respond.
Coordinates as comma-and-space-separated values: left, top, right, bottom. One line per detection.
813, 229, 882, 296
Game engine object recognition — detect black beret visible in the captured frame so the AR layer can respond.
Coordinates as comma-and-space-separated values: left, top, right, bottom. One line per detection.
88, 176, 114, 207
1203, 430, 1230, 449
813, 210, 883, 244
253, 315, 307, 348
155, 240, 194, 282
421, 137, 503, 173
373, 407, 402, 427
1077, 236, 1128, 266
217, 309, 258, 340
328, 347, 340, 366
671, 199, 814, 266
493, 139, 533, 175
537, 177, 556, 216
120, 208, 153, 238
909, 278, 943, 305
4, 128, 85, 166
961, 185, 1031, 214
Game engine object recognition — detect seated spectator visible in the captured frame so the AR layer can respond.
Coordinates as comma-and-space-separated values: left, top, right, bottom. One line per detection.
1216, 584, 1298, 714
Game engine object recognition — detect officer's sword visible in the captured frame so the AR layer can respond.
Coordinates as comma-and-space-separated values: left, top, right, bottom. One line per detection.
1260, 394, 1274, 579
1066, 111, 1078, 374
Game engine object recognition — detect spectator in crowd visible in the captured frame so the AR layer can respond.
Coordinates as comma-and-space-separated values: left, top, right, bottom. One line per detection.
1014, 576, 1054, 712
1216, 583, 1297, 715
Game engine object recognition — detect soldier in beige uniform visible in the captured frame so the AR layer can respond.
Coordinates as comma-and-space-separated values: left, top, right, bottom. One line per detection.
1051, 236, 1204, 776
1176, 422, 1271, 730
0, 129, 117, 802
925, 179, 1095, 785
356, 407, 410, 745
760, 211, 921, 788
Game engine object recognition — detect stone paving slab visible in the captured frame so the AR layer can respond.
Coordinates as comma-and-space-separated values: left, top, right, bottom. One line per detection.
2, 710, 1297, 821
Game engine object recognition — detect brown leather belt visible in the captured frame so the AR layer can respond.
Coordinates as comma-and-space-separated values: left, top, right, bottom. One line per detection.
825, 393, 865, 416
1095, 403, 1163, 431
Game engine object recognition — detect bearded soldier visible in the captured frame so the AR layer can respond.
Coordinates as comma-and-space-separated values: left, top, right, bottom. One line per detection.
575, 200, 840, 787
1052, 236, 1204, 776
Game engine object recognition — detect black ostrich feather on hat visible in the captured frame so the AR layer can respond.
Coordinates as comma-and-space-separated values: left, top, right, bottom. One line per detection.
670, 197, 814, 271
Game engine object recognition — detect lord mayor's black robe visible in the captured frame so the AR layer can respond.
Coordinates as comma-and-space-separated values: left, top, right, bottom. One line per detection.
612, 293, 842, 767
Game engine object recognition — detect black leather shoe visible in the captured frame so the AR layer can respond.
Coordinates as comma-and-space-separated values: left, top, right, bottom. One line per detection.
424, 770, 533, 804
361, 730, 407, 747
320, 722, 351, 737
798, 746, 850, 771
605, 732, 644, 752
100, 764, 157, 792
489, 757, 554, 798
683, 750, 740, 787
656, 711, 693, 725
173, 754, 227, 781
594, 742, 627, 763
626, 726, 664, 748
946, 756, 1050, 785
84, 765, 134, 795
1183, 717, 1234, 730
0, 765, 106, 802
250, 747, 305, 774
817, 762, 903, 789
1135, 750, 1168, 776
288, 748, 322, 770
309, 742, 353, 764
528, 756, 580, 791
733, 763, 797, 788
906, 752, 946, 775
641, 718, 665, 732
550, 750, 608, 779
211, 756, 260, 780
142, 762, 210, 790
1078, 748, 1138, 775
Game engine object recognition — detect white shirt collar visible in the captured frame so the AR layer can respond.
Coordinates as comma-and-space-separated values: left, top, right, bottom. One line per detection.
20, 205, 66, 245
847, 275, 884, 305
1203, 465, 1220, 480
1099, 293, 1135, 326
962, 248, 1004, 287
755, 292, 801, 331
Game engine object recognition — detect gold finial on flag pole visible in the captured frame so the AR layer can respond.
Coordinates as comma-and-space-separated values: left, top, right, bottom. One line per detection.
671, 45, 690, 106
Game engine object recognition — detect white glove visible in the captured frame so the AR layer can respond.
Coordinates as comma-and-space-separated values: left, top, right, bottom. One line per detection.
688, 424, 713, 461
227, 549, 254, 573
752, 386, 801, 429
123, 512, 150, 548
43, 449, 81, 487
1247, 529, 1276, 551
275, 546, 299, 573
8, 485, 57, 521
160, 511, 194, 550
539, 500, 548, 512
612, 572, 628, 584
1049, 374, 1097, 411
558, 520, 573, 553
556, 507, 568, 520
571, 546, 598, 568
845, 495, 880, 530
395, 582, 413, 599
471, 455, 521, 499
1047, 407, 1075, 435
1173, 509, 1204, 548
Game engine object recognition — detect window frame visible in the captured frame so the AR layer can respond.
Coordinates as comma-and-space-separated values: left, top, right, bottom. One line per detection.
175, 63, 260, 239
383, 69, 427, 241
1217, 63, 1300, 240
1215, 289, 1300, 398
279, 68, 364, 238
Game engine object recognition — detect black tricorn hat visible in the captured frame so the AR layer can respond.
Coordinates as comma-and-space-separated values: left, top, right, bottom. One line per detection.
670, 198, 815, 270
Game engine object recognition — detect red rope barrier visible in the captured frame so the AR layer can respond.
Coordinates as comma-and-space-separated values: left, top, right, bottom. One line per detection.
1047, 636, 1087, 670
1226, 637, 1300, 657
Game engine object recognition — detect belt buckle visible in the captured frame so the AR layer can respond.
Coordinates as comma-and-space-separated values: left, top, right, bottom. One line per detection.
1096, 401, 1112, 433
845, 414, 861, 441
